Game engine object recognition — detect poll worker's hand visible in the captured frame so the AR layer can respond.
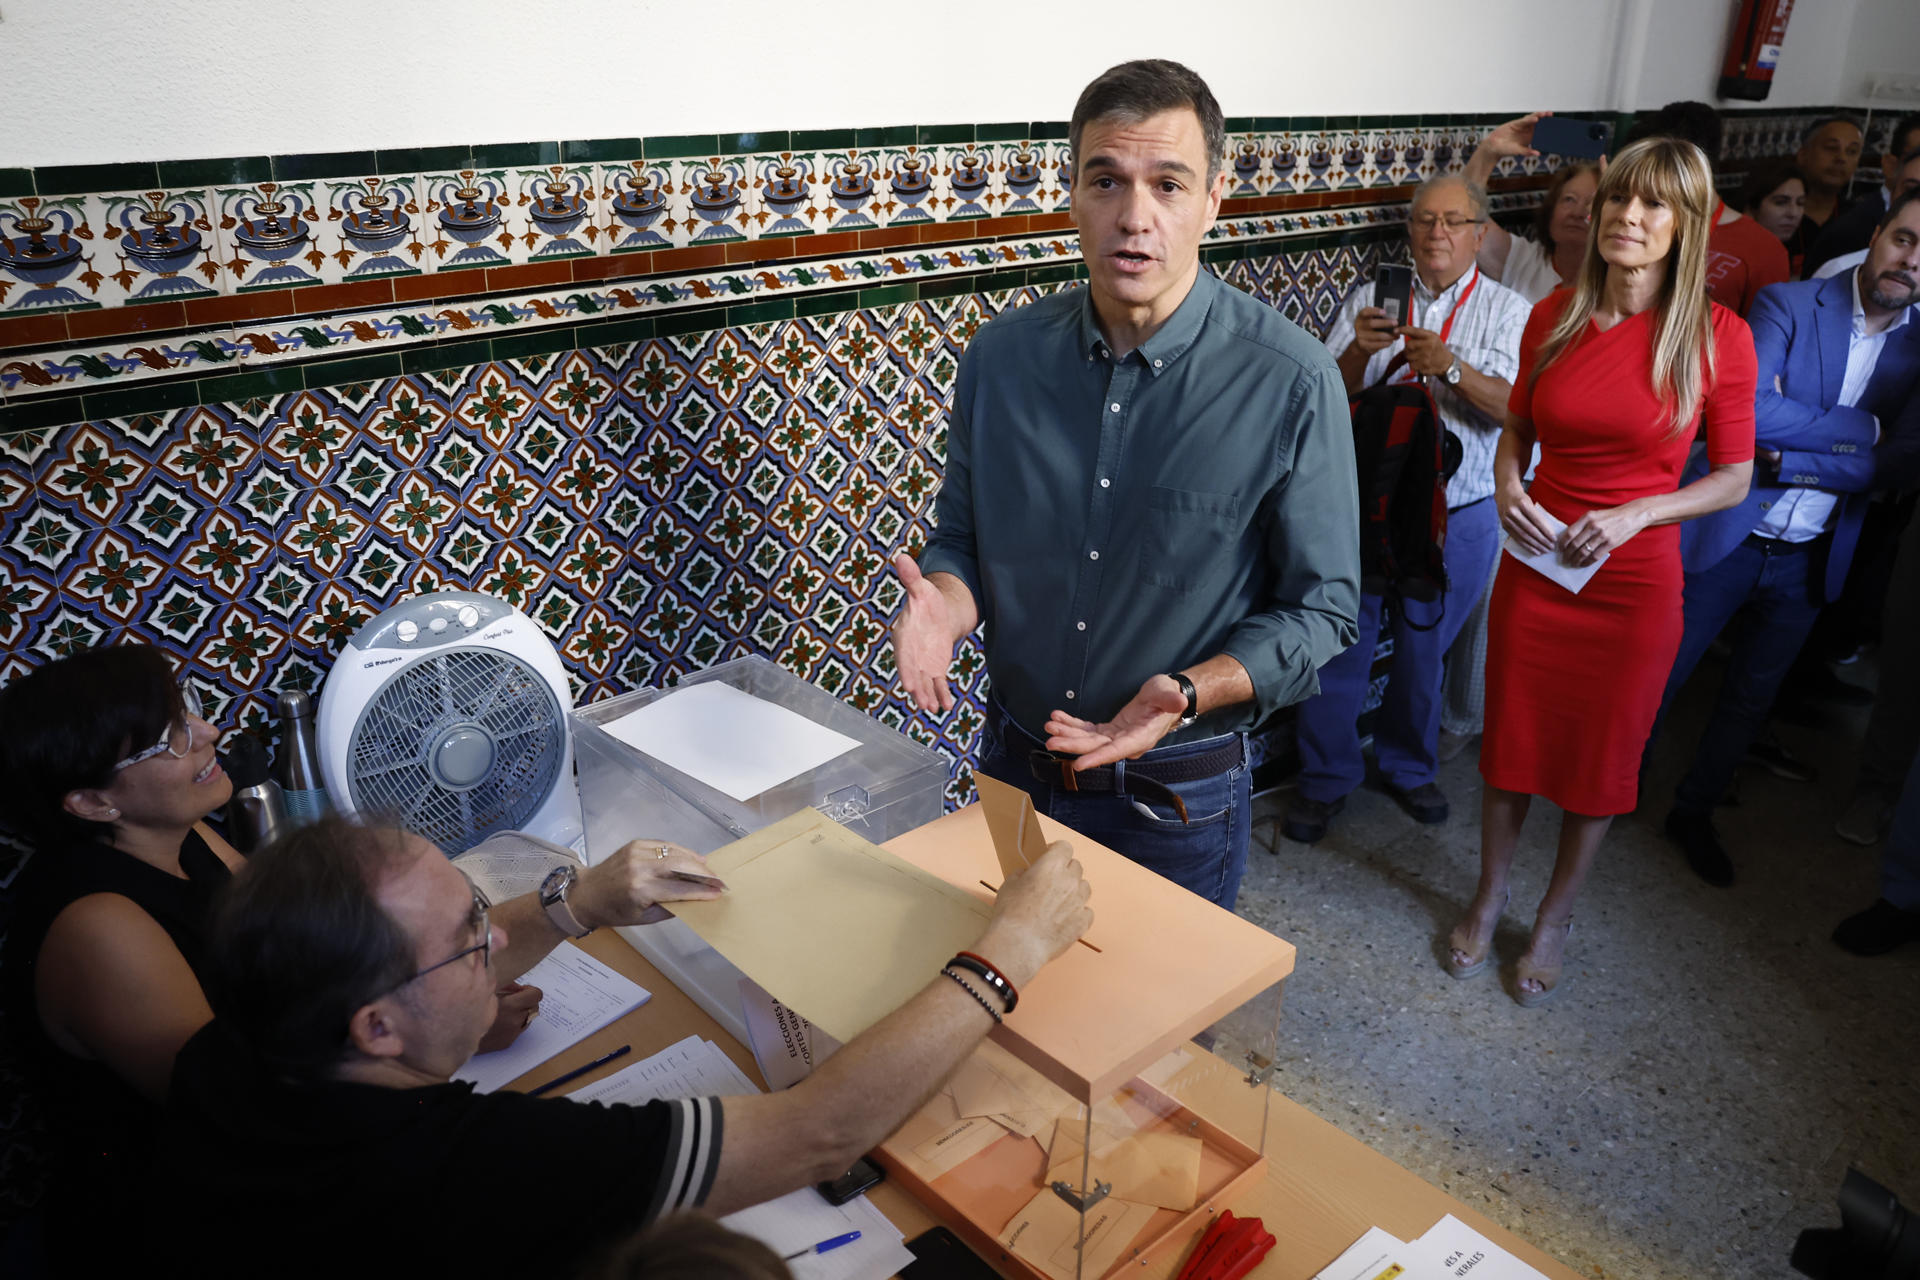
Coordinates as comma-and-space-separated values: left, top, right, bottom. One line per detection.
1349, 306, 1399, 355
1497, 479, 1559, 557
476, 981, 544, 1053
1560, 501, 1651, 568
974, 839, 1093, 988
891, 552, 962, 713
1480, 111, 1546, 160
1044, 674, 1189, 771
1396, 326, 1453, 377
574, 839, 726, 928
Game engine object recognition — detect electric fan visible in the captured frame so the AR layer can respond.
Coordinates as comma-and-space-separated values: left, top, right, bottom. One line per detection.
315, 590, 583, 854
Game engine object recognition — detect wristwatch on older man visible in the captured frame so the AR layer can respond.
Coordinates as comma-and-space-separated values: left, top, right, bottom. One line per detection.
1442, 356, 1463, 386
540, 865, 594, 938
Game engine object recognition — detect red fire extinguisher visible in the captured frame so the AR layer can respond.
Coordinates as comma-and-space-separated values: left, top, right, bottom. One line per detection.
1719, 0, 1797, 101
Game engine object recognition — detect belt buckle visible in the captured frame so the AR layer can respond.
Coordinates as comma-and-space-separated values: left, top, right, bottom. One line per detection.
1057, 756, 1079, 792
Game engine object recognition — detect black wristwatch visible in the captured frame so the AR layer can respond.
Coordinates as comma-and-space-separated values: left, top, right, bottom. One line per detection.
1167, 672, 1199, 728
539, 865, 593, 938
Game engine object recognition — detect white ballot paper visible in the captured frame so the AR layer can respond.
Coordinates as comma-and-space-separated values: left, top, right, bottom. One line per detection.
601, 681, 860, 802
1400, 1214, 1546, 1280
1313, 1225, 1410, 1280
1501, 508, 1606, 595
568, 1034, 757, 1106
453, 942, 650, 1093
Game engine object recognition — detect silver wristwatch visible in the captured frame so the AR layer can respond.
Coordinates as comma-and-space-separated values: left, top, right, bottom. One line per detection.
1443, 357, 1463, 386
539, 865, 593, 938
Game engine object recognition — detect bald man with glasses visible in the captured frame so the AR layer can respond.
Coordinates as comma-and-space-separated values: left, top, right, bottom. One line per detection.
149, 815, 1092, 1279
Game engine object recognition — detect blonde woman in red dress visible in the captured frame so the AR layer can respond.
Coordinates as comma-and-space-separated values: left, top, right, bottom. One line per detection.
1446, 137, 1758, 1005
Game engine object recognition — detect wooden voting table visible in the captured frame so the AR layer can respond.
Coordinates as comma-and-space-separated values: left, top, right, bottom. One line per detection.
506, 929, 1586, 1280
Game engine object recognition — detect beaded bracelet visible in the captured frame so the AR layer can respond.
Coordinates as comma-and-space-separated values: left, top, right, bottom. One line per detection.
950, 950, 1019, 1013
940, 968, 1003, 1024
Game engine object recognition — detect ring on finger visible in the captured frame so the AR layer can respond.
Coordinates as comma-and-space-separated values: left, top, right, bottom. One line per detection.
655, 844, 669, 860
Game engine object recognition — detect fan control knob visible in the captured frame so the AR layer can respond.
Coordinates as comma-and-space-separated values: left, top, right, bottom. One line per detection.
430, 617, 449, 634
397, 620, 418, 642
458, 605, 480, 628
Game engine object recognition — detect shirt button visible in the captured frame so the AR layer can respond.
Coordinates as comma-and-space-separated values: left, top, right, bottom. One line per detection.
1076, 621, 1086, 631
1065, 690, 1076, 700
1088, 550, 1100, 561
1110, 403, 1121, 413
1153, 359, 1163, 369
1099, 478, 1110, 488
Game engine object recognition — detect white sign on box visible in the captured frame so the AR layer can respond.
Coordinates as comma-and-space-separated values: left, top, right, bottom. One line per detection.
600, 682, 861, 803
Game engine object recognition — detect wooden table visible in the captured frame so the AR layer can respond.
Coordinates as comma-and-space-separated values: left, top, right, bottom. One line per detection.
504, 931, 1586, 1280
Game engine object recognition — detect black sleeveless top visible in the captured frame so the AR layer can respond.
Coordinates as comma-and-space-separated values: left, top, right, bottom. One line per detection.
2, 830, 233, 1273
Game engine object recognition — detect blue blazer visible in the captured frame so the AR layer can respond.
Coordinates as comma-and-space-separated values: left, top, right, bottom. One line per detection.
1681, 272, 1920, 600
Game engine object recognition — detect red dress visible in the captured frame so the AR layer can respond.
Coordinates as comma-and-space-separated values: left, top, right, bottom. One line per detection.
1480, 290, 1756, 815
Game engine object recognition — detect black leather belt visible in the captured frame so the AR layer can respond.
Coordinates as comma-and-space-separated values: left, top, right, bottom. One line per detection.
990, 704, 1242, 825
1744, 531, 1828, 555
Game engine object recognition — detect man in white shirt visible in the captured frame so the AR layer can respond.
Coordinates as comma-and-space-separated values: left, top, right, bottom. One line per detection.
1657, 191, 1920, 887
1283, 176, 1530, 842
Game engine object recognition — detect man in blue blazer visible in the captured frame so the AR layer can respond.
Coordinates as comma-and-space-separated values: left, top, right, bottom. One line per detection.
1658, 190, 1920, 886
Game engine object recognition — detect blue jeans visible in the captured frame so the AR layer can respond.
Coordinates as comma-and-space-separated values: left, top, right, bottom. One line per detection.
1295, 496, 1501, 801
1656, 537, 1826, 816
975, 708, 1251, 909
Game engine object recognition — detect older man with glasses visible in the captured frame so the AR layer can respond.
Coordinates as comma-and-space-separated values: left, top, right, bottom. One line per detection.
1282, 175, 1532, 844
148, 814, 1093, 1278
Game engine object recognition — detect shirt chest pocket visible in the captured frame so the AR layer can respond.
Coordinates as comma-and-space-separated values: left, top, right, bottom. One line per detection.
1140, 486, 1241, 595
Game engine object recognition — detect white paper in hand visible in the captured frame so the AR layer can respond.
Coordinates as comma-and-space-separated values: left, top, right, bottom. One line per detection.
1501, 506, 1606, 595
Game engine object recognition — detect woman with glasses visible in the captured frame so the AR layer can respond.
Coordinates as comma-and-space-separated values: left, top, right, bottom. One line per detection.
0, 644, 239, 1274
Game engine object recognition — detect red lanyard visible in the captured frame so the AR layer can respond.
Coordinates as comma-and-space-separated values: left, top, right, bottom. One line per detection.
1387, 267, 1478, 384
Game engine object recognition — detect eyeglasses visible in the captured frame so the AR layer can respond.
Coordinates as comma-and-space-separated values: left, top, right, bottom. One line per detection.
1410, 214, 1488, 233
387, 878, 494, 994
112, 682, 207, 772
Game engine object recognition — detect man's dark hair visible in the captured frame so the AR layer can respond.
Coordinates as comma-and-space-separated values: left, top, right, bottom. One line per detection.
1069, 59, 1225, 184
1738, 156, 1807, 215
1641, 101, 1725, 164
588, 1215, 792, 1280
1888, 114, 1920, 161
1876, 184, 1920, 235
0, 644, 185, 847
205, 815, 419, 1081
1802, 115, 1865, 146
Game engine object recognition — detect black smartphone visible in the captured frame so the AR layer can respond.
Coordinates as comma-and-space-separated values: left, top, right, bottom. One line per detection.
901, 1226, 1000, 1280
816, 1155, 884, 1206
1373, 263, 1414, 328
1531, 115, 1612, 161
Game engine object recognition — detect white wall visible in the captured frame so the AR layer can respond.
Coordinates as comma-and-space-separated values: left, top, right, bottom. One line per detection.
0, 0, 1904, 168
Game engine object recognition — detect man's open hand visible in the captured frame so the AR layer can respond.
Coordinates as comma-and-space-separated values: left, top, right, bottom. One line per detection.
1043, 674, 1189, 770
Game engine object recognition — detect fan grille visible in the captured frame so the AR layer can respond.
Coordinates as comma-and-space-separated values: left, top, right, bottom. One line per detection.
345, 647, 565, 853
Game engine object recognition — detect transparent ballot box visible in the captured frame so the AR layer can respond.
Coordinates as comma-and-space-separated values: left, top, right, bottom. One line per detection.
568, 655, 945, 1043
871, 806, 1294, 1280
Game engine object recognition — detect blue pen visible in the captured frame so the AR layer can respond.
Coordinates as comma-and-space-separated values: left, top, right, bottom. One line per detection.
782, 1231, 861, 1261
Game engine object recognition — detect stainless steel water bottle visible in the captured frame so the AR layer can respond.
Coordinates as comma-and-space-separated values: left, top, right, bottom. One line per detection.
274, 690, 331, 823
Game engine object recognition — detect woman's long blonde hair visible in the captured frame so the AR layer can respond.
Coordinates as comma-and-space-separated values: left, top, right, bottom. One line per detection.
1531, 136, 1719, 436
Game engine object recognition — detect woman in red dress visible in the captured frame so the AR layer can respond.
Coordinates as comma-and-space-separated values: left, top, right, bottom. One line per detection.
1445, 137, 1758, 1005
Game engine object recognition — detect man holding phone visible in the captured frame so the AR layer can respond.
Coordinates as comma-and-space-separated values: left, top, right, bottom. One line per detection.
1283, 175, 1531, 843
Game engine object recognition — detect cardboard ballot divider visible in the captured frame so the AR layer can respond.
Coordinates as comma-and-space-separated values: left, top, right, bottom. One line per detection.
670, 798, 1295, 1280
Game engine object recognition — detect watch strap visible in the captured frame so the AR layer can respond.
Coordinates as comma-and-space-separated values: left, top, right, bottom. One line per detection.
541, 867, 593, 939
1168, 671, 1199, 728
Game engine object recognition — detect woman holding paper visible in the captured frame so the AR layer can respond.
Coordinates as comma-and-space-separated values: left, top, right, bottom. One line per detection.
1446, 137, 1756, 1005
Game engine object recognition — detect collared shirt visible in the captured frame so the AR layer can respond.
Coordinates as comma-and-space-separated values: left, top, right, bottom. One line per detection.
1756, 268, 1910, 540
920, 269, 1360, 742
1322, 264, 1531, 508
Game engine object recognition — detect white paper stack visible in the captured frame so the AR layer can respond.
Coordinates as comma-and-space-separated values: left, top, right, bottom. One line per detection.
1315, 1215, 1548, 1279
453, 942, 651, 1093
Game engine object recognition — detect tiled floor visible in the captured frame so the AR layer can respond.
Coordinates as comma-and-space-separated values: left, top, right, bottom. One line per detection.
1235, 656, 1917, 1280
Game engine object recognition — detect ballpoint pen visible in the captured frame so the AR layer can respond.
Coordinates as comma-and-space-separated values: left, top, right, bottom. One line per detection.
783, 1231, 861, 1261
526, 1044, 632, 1097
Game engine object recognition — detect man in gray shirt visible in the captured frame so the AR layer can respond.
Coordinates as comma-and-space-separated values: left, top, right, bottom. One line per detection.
892, 59, 1359, 907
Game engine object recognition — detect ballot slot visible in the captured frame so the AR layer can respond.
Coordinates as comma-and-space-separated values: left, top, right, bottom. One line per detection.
569, 655, 946, 1045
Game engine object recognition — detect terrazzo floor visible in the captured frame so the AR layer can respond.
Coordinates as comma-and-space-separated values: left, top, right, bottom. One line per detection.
1234, 655, 1918, 1280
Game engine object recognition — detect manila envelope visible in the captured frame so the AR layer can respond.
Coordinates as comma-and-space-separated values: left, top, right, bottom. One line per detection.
1043, 1116, 1202, 1212
997, 1184, 1158, 1280
974, 771, 1050, 880
947, 1041, 1069, 1139
901, 1087, 1016, 1182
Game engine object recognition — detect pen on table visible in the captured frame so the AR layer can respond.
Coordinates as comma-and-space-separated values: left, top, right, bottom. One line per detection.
783, 1232, 861, 1261
526, 1044, 632, 1097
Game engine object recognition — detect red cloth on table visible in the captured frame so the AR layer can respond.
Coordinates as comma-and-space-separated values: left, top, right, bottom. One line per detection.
1480, 288, 1757, 815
